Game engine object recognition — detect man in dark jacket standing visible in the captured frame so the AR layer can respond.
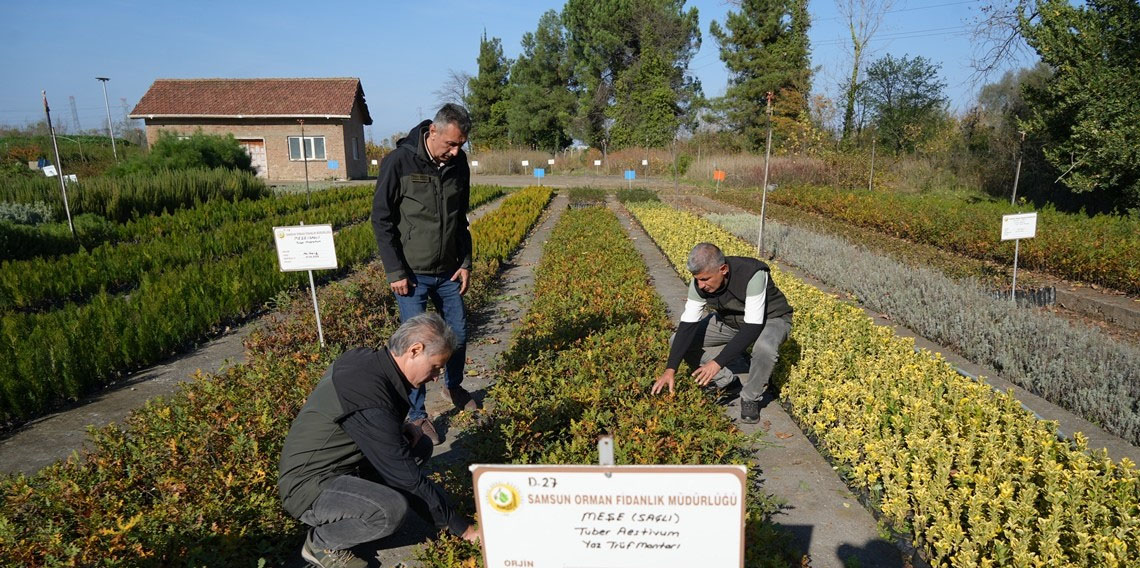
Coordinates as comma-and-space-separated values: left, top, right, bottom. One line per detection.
651, 243, 794, 424
279, 313, 480, 568
372, 103, 477, 446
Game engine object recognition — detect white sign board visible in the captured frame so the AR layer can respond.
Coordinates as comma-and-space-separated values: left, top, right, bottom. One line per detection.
65, 174, 77, 183
473, 464, 746, 568
594, 159, 602, 166
42, 164, 58, 177
273, 225, 338, 271
521, 160, 530, 167
1001, 212, 1038, 241
371, 159, 378, 166
642, 159, 649, 166
547, 158, 555, 165
471, 160, 479, 167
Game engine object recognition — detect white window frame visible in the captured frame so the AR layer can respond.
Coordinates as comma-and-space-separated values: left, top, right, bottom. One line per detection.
288, 135, 326, 161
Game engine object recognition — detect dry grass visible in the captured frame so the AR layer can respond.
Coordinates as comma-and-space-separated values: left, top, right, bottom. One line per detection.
469, 146, 987, 197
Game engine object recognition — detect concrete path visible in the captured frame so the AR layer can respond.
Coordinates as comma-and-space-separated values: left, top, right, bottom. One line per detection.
608, 197, 906, 568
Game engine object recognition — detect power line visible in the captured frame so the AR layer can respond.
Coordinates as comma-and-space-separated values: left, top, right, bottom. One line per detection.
813, 24, 971, 46
811, 0, 982, 23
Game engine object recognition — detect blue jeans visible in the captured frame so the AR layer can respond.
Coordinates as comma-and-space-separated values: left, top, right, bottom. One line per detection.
394, 273, 467, 421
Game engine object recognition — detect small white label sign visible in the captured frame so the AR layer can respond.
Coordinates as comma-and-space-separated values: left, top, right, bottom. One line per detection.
42, 164, 58, 177
473, 464, 746, 568
547, 158, 555, 165
1001, 212, 1038, 241
273, 225, 338, 271
521, 160, 529, 167
371, 159, 378, 165
642, 159, 649, 166
594, 159, 602, 166
66, 174, 77, 182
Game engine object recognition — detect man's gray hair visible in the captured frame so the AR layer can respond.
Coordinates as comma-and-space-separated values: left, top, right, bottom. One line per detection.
686, 242, 726, 274
433, 103, 472, 136
389, 312, 457, 356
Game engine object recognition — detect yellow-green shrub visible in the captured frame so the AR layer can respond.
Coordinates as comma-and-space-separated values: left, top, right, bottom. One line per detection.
628, 202, 1140, 567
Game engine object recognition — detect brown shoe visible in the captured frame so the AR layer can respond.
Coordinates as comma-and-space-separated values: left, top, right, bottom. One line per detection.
412, 417, 442, 445
443, 387, 478, 411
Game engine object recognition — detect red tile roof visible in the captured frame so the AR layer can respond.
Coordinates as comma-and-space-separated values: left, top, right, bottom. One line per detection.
130, 78, 372, 124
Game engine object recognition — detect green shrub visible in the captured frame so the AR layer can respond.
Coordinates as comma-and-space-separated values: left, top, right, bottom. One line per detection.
420, 205, 802, 567
107, 131, 254, 177
672, 153, 693, 176
566, 187, 606, 205
0, 182, 554, 565
0, 167, 270, 223
715, 187, 1140, 294
616, 187, 660, 203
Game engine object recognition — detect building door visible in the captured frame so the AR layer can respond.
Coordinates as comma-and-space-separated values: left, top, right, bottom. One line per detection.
238, 139, 268, 178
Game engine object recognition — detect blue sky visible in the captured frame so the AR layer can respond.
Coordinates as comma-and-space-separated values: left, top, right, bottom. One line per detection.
1, 0, 1035, 142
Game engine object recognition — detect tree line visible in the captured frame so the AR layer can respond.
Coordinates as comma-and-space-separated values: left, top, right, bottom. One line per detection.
445, 0, 1136, 213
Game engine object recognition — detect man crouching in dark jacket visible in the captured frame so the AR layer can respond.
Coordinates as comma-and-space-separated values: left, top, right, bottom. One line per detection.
278, 313, 481, 568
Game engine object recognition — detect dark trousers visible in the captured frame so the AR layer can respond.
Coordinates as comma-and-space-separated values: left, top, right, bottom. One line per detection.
300, 435, 433, 551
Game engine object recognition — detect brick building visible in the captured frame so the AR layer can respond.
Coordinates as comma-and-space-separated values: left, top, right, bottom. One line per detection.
130, 78, 372, 181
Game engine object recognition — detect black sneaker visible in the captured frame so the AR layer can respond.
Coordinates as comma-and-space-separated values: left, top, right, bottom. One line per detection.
301, 531, 368, 568
740, 399, 761, 424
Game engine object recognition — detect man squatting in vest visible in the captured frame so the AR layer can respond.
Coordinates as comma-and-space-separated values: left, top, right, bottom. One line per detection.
278, 313, 480, 568
652, 243, 794, 424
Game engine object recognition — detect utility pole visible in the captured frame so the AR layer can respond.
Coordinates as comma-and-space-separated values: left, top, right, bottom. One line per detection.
95, 77, 118, 160
68, 96, 80, 132
757, 92, 774, 256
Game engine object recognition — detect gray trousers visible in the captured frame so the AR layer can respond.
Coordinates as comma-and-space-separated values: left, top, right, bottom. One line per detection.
300, 435, 433, 551
673, 314, 793, 402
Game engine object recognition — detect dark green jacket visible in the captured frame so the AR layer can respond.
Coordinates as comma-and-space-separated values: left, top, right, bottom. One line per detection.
277, 347, 467, 535
371, 120, 472, 283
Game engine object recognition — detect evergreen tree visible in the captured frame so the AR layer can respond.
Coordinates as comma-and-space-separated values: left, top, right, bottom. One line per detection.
563, 0, 701, 148
507, 10, 575, 151
709, 0, 812, 150
466, 32, 511, 149
1019, 0, 1140, 211
607, 33, 680, 149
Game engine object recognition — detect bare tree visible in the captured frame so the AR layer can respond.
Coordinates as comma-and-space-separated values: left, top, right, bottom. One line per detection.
433, 69, 474, 108
837, 0, 894, 142
969, 1, 1037, 83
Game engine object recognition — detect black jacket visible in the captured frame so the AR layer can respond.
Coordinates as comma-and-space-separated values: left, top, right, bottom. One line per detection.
277, 347, 468, 536
371, 120, 472, 283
